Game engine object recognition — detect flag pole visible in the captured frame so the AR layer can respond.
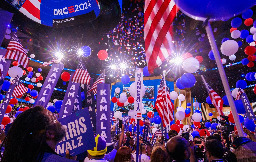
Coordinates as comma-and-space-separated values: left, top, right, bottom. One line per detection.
205, 22, 244, 137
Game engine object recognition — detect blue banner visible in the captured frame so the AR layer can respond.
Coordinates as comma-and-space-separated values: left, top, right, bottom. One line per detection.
96, 83, 111, 143
0, 10, 13, 45
85, 79, 96, 132
41, 0, 100, 26
34, 63, 64, 107
55, 108, 95, 156
73, 86, 82, 113
240, 93, 255, 120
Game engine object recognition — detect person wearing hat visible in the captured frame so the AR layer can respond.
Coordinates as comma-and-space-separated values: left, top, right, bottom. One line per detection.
84, 135, 108, 162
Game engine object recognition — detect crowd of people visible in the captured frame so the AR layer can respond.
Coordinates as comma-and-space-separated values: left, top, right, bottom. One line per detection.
0, 106, 255, 162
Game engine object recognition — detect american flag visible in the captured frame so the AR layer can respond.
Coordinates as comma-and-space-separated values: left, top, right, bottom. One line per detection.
19, 0, 41, 24
88, 73, 105, 94
155, 77, 174, 127
208, 85, 224, 116
12, 84, 28, 98
72, 69, 91, 85
144, 0, 178, 73
5, 35, 29, 68
236, 88, 243, 100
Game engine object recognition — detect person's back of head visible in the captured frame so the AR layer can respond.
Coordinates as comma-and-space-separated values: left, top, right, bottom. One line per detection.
168, 130, 178, 139
114, 146, 132, 162
205, 139, 224, 161
87, 134, 107, 160
166, 136, 190, 161
1, 106, 66, 162
151, 146, 168, 162
206, 133, 221, 142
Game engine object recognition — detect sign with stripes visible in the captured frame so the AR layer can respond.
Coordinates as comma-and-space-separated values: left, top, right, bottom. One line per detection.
134, 68, 143, 119
72, 69, 91, 85
12, 84, 28, 98
240, 92, 255, 120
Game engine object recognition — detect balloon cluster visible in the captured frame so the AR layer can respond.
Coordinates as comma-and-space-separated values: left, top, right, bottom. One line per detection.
176, 73, 196, 89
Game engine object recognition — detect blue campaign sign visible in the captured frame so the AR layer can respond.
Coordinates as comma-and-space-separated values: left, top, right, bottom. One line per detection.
55, 108, 95, 156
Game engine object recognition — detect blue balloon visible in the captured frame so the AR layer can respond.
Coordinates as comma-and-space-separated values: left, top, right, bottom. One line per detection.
206, 96, 212, 104
244, 118, 256, 132
143, 66, 150, 76
29, 71, 33, 76
236, 80, 247, 89
237, 41, 243, 47
140, 126, 144, 133
27, 75, 32, 78
30, 90, 38, 97
63, 81, 66, 85
239, 115, 244, 123
81, 46, 91, 57
180, 73, 196, 88
185, 108, 191, 115
191, 131, 200, 138
205, 122, 211, 128
55, 100, 63, 109
240, 30, 249, 39
246, 35, 254, 43
27, 88, 31, 93
154, 116, 161, 124
129, 124, 133, 132
81, 92, 85, 100
0, 94, 3, 101
195, 110, 200, 113
222, 95, 229, 106
121, 75, 130, 85
38, 68, 42, 72
211, 123, 218, 130
208, 50, 215, 60
250, 72, 256, 81
231, 17, 242, 28
187, 103, 191, 106
47, 106, 55, 113
15, 111, 23, 118
245, 72, 253, 81
191, 124, 195, 129
235, 100, 246, 114
176, 78, 185, 89
174, 0, 255, 21
242, 9, 253, 19
242, 58, 250, 65
222, 38, 229, 43
209, 112, 213, 116
56, 107, 61, 113
2, 80, 11, 91
254, 20, 256, 28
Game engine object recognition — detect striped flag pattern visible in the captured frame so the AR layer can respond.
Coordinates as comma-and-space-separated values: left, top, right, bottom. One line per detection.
19, 0, 41, 24
12, 84, 28, 98
155, 77, 174, 127
236, 88, 244, 100
88, 73, 105, 94
208, 85, 224, 116
5, 35, 29, 68
144, 0, 178, 73
72, 69, 91, 85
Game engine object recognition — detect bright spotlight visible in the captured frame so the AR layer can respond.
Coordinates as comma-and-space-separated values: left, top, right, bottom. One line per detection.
170, 57, 183, 66
77, 48, 84, 57
120, 62, 127, 69
110, 64, 117, 70
55, 51, 64, 60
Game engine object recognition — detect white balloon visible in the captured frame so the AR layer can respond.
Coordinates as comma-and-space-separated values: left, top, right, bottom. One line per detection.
183, 125, 190, 132
115, 87, 121, 93
177, 107, 185, 112
119, 92, 127, 103
229, 55, 236, 61
175, 111, 185, 120
178, 94, 185, 101
193, 102, 199, 108
30, 54, 35, 58
114, 111, 122, 119
250, 42, 256, 46
142, 108, 147, 114
25, 77, 30, 81
170, 91, 178, 100
232, 88, 244, 98
128, 110, 136, 118
53, 99, 58, 103
182, 57, 200, 73
5, 35, 11, 39
231, 30, 241, 39
8, 66, 23, 78
152, 128, 158, 134
250, 27, 256, 34
6, 29, 11, 34
220, 40, 239, 56
124, 101, 129, 106
47, 102, 54, 106
192, 113, 202, 122
29, 99, 35, 104
37, 83, 42, 87
221, 58, 227, 64
31, 78, 37, 82
0, 125, 4, 129
129, 82, 145, 98
35, 73, 41, 77
10, 118, 13, 123
253, 33, 256, 41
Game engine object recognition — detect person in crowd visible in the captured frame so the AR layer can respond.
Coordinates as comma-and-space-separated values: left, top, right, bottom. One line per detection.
232, 137, 256, 162
114, 146, 132, 162
205, 139, 224, 162
168, 130, 178, 139
1, 106, 76, 162
132, 143, 150, 162
150, 146, 168, 162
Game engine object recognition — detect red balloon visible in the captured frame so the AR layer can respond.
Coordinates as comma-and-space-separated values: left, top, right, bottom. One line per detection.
2, 117, 10, 125
230, 28, 237, 33
176, 120, 180, 125
5, 105, 12, 113
130, 118, 135, 124
244, 46, 256, 55
98, 50, 108, 60
28, 85, 34, 89
25, 97, 30, 101
117, 101, 124, 107
61, 72, 71, 82
194, 121, 201, 127
9, 98, 18, 105
179, 124, 184, 129
16, 95, 22, 98
185, 113, 190, 117
27, 67, 33, 72
38, 76, 43, 81
147, 112, 153, 118
228, 113, 235, 123
195, 56, 203, 63
12, 61, 18, 66
128, 96, 134, 103
247, 61, 254, 68
199, 129, 207, 136
139, 120, 144, 126
23, 70, 26, 75
23, 107, 29, 111
182, 52, 193, 60
111, 97, 117, 103
244, 18, 253, 26
19, 108, 24, 112
170, 124, 180, 133
247, 55, 256, 61
254, 86, 256, 94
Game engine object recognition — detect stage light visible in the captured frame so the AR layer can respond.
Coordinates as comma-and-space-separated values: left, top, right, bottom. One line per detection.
77, 48, 84, 57
120, 62, 127, 69
169, 57, 183, 66
55, 51, 63, 60
110, 64, 117, 70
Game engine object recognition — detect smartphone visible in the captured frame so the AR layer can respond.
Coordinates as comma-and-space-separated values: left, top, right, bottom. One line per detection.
119, 120, 123, 129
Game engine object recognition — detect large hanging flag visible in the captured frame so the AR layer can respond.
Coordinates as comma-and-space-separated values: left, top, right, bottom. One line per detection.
88, 73, 105, 94
155, 77, 174, 127
72, 69, 91, 85
144, 0, 178, 73
5, 35, 29, 68
237, 89, 255, 120
12, 84, 28, 98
